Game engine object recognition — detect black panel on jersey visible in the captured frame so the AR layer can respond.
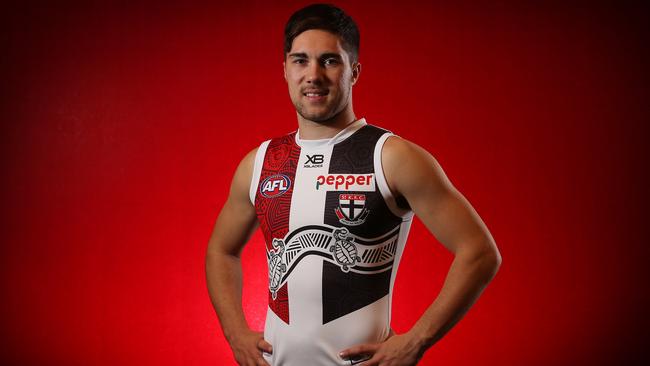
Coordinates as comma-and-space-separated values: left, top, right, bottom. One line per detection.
324, 125, 402, 238
320, 124, 403, 324
328, 125, 382, 174
321, 261, 391, 324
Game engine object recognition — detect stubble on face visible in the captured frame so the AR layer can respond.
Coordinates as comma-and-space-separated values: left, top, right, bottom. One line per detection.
294, 92, 345, 124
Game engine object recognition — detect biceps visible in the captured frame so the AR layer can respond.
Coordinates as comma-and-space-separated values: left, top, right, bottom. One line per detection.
409, 186, 487, 254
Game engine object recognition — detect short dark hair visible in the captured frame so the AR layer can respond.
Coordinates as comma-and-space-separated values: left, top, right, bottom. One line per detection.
284, 4, 360, 63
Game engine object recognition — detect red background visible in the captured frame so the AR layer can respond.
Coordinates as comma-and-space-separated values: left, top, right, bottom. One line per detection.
2, 1, 648, 365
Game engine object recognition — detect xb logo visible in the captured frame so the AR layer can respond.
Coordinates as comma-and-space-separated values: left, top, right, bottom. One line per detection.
307, 155, 324, 164
304, 154, 324, 168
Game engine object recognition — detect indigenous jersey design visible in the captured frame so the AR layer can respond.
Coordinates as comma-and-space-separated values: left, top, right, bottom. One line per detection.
251, 119, 413, 365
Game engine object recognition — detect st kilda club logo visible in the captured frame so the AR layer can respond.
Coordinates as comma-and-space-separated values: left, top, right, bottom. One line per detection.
260, 174, 291, 198
336, 193, 370, 226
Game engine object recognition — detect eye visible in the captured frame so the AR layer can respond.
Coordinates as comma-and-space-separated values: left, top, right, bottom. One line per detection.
324, 58, 340, 66
293, 58, 307, 65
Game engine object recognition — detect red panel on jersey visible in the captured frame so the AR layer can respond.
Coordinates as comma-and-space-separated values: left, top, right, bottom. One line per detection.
255, 132, 300, 324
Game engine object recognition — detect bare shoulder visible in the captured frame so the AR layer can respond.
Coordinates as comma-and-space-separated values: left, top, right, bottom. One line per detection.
382, 135, 454, 199
237, 147, 259, 177
229, 146, 260, 202
382, 135, 438, 166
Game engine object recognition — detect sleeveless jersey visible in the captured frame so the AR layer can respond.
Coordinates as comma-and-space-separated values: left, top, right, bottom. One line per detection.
250, 118, 414, 365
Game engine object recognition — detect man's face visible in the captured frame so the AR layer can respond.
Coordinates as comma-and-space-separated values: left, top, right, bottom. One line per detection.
284, 29, 360, 123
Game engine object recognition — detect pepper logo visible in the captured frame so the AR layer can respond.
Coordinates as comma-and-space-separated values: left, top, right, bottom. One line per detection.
260, 174, 291, 198
315, 174, 375, 191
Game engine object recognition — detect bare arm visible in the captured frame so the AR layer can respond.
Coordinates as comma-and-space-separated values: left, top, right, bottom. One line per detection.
341, 136, 502, 365
390, 137, 501, 348
205, 148, 272, 366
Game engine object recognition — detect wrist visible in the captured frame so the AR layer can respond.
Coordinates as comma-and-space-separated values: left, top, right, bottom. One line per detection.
223, 324, 252, 343
407, 324, 436, 350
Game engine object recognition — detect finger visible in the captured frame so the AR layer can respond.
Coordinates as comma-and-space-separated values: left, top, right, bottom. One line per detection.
339, 343, 380, 357
257, 339, 273, 354
359, 355, 381, 366
256, 356, 270, 366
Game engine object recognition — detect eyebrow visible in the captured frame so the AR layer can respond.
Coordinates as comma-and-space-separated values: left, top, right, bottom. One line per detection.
319, 53, 343, 60
288, 52, 343, 60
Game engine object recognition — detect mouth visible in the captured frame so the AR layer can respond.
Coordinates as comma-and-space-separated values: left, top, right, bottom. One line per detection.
303, 89, 329, 102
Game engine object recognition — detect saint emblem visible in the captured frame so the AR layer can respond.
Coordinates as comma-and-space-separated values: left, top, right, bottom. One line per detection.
335, 193, 369, 226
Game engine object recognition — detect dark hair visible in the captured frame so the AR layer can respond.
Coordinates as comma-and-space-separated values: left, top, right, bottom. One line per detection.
284, 4, 360, 63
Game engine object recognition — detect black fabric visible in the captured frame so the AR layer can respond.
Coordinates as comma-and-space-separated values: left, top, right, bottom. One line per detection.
321, 261, 391, 324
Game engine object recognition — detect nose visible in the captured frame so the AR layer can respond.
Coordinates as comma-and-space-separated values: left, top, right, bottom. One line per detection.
305, 61, 324, 84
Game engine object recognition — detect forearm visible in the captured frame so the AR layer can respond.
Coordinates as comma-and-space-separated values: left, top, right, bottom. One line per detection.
205, 251, 250, 342
408, 243, 501, 349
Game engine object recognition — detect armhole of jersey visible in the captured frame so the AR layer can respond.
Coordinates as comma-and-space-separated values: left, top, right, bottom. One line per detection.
374, 133, 414, 220
249, 140, 271, 206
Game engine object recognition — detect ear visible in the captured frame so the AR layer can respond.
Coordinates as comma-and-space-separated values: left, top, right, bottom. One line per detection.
351, 62, 361, 86
283, 61, 287, 82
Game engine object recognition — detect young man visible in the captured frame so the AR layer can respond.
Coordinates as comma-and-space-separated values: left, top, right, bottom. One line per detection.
206, 4, 501, 366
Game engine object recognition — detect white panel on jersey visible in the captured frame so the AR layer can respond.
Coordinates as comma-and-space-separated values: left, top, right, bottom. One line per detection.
387, 218, 413, 326
249, 140, 271, 205
286, 142, 333, 329
374, 133, 414, 219
371, 132, 416, 326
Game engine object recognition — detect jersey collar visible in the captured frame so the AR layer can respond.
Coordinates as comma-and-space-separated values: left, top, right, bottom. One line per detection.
295, 118, 367, 149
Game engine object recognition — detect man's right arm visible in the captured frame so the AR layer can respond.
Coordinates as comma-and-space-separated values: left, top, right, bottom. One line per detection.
205, 147, 272, 366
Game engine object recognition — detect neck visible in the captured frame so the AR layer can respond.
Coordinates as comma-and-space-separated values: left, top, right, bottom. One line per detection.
297, 105, 357, 140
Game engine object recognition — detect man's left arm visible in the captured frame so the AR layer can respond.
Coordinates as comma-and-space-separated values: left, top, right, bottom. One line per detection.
340, 136, 502, 365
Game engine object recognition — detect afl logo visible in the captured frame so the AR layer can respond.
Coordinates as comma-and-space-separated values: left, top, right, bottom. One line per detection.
260, 174, 291, 198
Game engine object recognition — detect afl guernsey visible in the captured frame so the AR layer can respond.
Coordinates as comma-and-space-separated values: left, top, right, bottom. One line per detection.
250, 118, 414, 365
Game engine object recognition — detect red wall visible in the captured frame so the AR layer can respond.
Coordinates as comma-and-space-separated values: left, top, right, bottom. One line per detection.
2, 1, 648, 365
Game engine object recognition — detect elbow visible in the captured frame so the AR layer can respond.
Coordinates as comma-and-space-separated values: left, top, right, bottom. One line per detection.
492, 248, 502, 274
483, 244, 502, 282
461, 240, 502, 283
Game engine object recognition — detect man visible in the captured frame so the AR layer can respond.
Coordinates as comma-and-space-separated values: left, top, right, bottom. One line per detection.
206, 4, 501, 366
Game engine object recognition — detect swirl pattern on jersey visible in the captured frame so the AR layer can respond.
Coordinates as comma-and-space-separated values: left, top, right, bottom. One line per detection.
265, 224, 401, 301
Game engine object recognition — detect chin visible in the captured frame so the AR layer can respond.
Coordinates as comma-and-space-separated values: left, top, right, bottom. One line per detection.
303, 114, 335, 123
297, 107, 335, 123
